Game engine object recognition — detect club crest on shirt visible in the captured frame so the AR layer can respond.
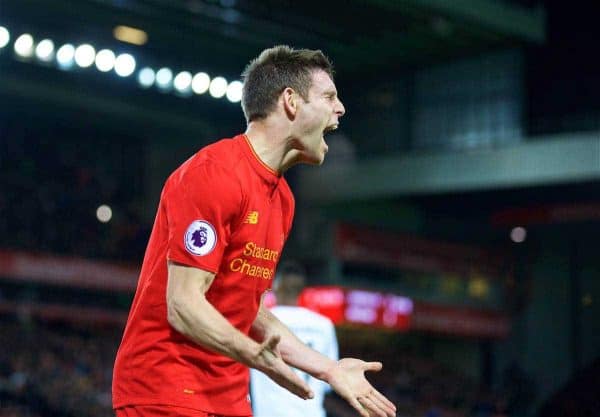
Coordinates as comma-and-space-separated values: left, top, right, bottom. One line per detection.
184, 220, 216, 256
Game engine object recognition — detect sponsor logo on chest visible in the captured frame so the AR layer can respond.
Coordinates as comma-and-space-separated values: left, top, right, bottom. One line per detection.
229, 241, 279, 280
244, 211, 259, 224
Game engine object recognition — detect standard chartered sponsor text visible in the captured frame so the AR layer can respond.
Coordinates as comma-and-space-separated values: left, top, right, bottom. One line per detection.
229, 241, 279, 279
243, 241, 279, 261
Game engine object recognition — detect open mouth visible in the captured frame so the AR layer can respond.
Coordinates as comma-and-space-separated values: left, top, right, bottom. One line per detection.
323, 124, 338, 135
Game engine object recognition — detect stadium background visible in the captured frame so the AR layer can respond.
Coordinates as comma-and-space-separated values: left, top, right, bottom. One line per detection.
0, 0, 599, 416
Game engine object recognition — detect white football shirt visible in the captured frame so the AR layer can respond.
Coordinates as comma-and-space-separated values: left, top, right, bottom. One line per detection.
250, 305, 339, 417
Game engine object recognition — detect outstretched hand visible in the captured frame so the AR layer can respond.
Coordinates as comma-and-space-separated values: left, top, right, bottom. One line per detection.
327, 358, 396, 417
253, 334, 314, 400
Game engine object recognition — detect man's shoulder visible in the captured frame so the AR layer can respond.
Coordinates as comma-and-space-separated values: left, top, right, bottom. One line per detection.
168, 135, 245, 182
190, 135, 244, 168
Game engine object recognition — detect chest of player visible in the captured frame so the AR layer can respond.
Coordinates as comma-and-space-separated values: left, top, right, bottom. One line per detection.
221, 184, 292, 285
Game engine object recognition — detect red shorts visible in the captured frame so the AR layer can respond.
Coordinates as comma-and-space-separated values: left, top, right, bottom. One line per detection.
115, 405, 252, 417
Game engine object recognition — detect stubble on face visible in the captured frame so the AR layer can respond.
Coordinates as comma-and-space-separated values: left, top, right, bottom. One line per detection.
298, 70, 343, 165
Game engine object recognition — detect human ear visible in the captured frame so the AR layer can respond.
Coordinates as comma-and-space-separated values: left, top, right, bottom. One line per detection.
282, 87, 297, 119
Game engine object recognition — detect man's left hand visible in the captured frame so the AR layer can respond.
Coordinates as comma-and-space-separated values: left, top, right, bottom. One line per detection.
325, 358, 396, 417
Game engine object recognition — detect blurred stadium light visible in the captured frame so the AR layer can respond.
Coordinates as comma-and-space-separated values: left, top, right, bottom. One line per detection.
209, 76, 228, 98
113, 25, 148, 46
96, 204, 113, 223
510, 226, 527, 243
192, 72, 211, 95
137, 67, 155, 88
114, 53, 136, 77
0, 0, 547, 117
95, 49, 116, 72
56, 43, 75, 69
14, 33, 34, 58
74, 43, 96, 68
226, 80, 243, 103
0, 26, 10, 48
0, 24, 242, 103
34, 38, 54, 62
155, 67, 173, 90
173, 71, 193, 94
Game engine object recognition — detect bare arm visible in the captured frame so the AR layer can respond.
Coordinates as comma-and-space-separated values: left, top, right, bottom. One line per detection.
251, 303, 337, 380
252, 303, 397, 417
166, 261, 312, 399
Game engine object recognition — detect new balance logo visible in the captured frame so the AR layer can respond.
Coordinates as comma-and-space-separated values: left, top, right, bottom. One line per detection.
244, 211, 259, 224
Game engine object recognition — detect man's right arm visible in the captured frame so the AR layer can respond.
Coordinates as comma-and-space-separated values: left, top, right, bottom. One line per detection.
165, 261, 313, 400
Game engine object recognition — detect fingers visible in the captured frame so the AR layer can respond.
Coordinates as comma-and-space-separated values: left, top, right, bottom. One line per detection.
366, 389, 396, 417
363, 361, 383, 372
372, 388, 397, 413
348, 396, 370, 417
285, 373, 313, 400
264, 334, 281, 350
257, 334, 281, 360
267, 367, 312, 399
282, 374, 313, 400
257, 338, 313, 401
357, 391, 397, 417
358, 396, 388, 417
331, 358, 395, 416
349, 393, 396, 417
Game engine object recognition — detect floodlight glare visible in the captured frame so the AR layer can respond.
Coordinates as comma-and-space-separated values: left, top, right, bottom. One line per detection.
56, 44, 75, 69
0, 26, 10, 49
510, 226, 527, 243
192, 72, 210, 95
14, 34, 34, 58
226, 80, 243, 103
209, 76, 227, 98
114, 53, 136, 77
174, 71, 192, 93
96, 204, 113, 223
155, 67, 173, 89
137, 67, 155, 88
35, 39, 55, 62
95, 49, 116, 72
113, 25, 148, 46
74, 44, 96, 68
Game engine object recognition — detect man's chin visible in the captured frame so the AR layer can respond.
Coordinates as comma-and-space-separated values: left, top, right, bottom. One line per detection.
316, 152, 327, 165
305, 158, 324, 166
301, 152, 325, 166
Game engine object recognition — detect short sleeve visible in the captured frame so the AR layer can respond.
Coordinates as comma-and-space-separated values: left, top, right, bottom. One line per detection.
163, 159, 243, 273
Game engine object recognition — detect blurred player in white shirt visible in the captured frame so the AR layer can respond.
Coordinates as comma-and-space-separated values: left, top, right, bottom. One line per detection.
250, 261, 339, 417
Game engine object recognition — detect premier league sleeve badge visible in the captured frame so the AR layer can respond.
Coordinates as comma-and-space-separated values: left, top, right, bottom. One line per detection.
184, 220, 217, 256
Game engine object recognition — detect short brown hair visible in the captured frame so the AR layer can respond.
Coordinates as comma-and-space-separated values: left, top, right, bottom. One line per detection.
241, 45, 334, 123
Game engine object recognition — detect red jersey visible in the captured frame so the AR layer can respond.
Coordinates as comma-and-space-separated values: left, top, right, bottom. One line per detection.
113, 134, 295, 415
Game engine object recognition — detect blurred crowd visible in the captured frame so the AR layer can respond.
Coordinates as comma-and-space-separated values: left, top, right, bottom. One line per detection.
0, 319, 118, 417
0, 121, 149, 262
327, 347, 517, 417
0, 317, 534, 417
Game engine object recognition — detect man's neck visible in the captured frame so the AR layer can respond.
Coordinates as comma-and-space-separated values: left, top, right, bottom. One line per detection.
244, 119, 301, 174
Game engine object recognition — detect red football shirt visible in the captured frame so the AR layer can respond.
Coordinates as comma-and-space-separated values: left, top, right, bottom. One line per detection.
113, 134, 295, 415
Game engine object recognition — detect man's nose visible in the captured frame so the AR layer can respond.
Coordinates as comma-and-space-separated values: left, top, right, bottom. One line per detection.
335, 98, 345, 117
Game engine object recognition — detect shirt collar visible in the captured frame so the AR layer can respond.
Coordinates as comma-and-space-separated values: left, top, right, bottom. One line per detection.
238, 134, 281, 185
